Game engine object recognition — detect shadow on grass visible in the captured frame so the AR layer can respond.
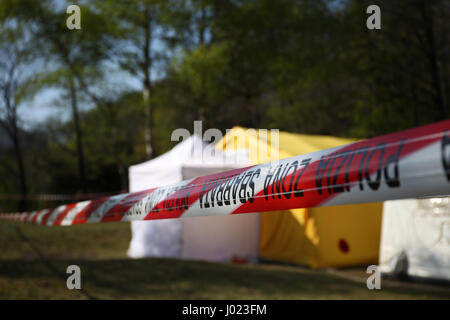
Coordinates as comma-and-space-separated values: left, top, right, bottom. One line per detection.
1, 258, 449, 299
1, 221, 450, 299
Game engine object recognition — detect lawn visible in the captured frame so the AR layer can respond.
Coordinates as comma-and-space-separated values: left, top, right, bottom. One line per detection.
0, 219, 449, 300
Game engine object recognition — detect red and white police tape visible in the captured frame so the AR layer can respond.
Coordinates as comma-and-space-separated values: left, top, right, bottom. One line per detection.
1, 120, 450, 226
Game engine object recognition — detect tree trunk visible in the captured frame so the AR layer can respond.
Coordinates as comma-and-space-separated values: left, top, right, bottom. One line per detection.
143, 3, 154, 160
69, 76, 87, 193
11, 115, 27, 211
420, 0, 446, 119
0, 86, 28, 211
197, 3, 207, 124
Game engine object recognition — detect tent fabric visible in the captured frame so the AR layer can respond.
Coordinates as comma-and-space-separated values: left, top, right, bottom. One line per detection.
379, 198, 450, 281
128, 128, 383, 268
216, 127, 383, 268
181, 214, 260, 263
258, 208, 318, 267
128, 220, 182, 259
127, 135, 207, 259
181, 156, 259, 263
128, 135, 206, 191
127, 135, 258, 262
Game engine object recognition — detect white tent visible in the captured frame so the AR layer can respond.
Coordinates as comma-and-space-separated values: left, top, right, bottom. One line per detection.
379, 197, 450, 281
127, 135, 261, 263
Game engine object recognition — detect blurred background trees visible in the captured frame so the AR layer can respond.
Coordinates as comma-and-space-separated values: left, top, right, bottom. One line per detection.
0, 0, 448, 211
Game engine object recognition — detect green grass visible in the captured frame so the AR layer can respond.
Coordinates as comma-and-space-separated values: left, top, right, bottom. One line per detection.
0, 220, 449, 300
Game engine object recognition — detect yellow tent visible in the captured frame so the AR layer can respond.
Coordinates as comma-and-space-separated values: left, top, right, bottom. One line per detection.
216, 127, 383, 268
